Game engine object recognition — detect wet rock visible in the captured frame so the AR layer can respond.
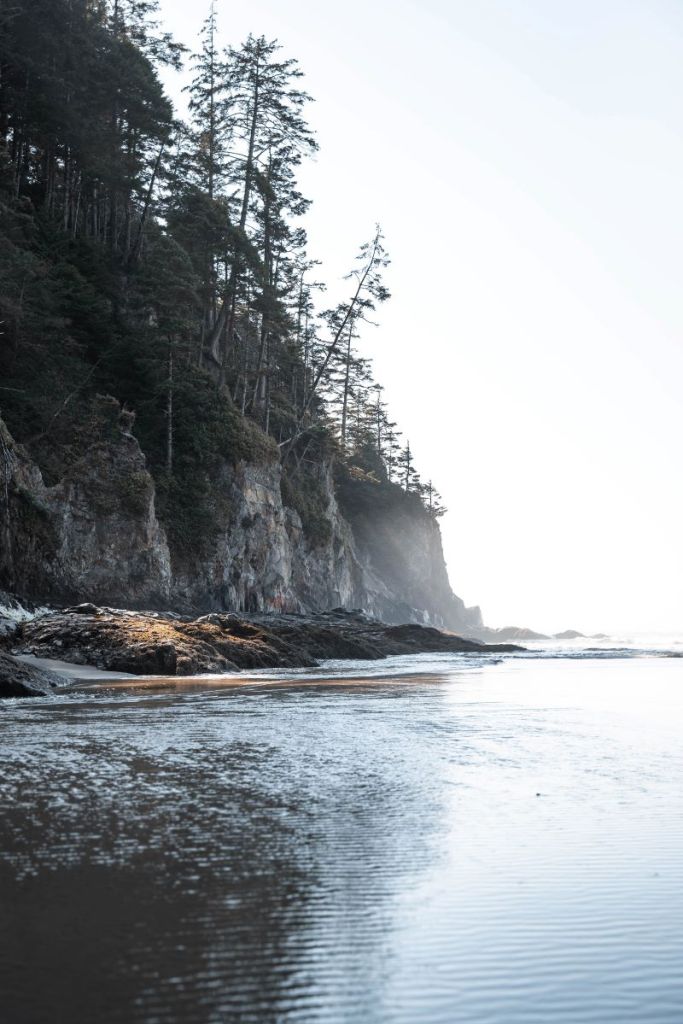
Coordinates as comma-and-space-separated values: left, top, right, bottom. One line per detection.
65, 603, 103, 616
0, 590, 43, 639
4, 608, 523, 679
0, 652, 61, 698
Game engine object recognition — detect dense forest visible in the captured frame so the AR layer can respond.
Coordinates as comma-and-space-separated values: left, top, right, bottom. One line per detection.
0, 0, 447, 556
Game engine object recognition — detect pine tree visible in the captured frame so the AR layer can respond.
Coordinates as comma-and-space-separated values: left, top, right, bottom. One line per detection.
185, 5, 229, 201
425, 480, 448, 518
284, 226, 390, 456
397, 441, 416, 492
179, 5, 233, 360
107, 0, 185, 69
0, 6, 452, 548
207, 35, 318, 377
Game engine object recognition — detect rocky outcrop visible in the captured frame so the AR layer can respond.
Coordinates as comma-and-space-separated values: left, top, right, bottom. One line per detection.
0, 412, 481, 630
335, 472, 479, 631
0, 651, 62, 698
473, 625, 550, 642
0, 411, 171, 608
171, 460, 365, 615
4, 606, 518, 678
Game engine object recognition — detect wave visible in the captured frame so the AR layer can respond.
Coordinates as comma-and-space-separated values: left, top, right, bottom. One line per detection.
229, 641, 683, 684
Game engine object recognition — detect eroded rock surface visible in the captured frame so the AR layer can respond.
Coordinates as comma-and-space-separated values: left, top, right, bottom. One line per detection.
4, 606, 521, 678
0, 652, 62, 698
0, 415, 481, 632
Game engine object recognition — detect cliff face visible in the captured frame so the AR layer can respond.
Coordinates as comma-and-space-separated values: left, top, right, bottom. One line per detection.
0, 416, 171, 607
0, 416, 481, 632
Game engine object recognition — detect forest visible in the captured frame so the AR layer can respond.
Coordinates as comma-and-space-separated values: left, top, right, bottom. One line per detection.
0, 0, 447, 555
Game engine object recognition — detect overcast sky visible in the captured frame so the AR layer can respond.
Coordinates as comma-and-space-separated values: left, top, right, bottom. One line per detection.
158, 0, 683, 634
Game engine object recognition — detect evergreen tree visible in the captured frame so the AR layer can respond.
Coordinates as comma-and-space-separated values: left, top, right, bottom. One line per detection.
184, 4, 229, 201
207, 35, 318, 377
0, 4, 451, 551
181, 4, 232, 358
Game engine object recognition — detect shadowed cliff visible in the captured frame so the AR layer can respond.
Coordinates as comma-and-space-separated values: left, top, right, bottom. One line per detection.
0, 411, 480, 630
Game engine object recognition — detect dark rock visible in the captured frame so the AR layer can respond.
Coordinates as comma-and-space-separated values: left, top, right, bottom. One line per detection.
0, 415, 481, 634
0, 590, 36, 639
4, 608, 524, 679
0, 652, 62, 698
65, 603, 103, 616
471, 625, 550, 642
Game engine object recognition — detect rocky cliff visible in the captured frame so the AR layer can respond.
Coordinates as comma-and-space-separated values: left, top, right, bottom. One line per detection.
0, 411, 481, 631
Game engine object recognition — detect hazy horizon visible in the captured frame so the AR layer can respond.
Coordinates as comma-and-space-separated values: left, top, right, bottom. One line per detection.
158, 0, 683, 634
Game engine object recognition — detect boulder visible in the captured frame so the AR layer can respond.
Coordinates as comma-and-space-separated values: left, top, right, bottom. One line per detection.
0, 652, 62, 698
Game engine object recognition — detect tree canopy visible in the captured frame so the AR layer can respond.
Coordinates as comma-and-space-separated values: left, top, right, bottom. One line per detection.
0, 0, 446, 553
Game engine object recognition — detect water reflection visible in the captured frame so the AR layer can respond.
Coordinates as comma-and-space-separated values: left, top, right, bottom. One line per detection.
1, 658, 683, 1023
0, 681, 450, 1023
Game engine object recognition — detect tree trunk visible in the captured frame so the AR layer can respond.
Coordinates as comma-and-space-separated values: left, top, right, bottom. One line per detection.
166, 341, 174, 475
211, 50, 261, 371
128, 143, 164, 267
340, 326, 352, 450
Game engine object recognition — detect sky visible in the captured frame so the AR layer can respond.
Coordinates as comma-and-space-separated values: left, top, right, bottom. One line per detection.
157, 0, 683, 634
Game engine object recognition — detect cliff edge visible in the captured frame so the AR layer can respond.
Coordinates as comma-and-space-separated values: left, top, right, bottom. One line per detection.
0, 410, 480, 631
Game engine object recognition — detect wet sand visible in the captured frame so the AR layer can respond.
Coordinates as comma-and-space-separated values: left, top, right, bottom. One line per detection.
2, 654, 683, 1023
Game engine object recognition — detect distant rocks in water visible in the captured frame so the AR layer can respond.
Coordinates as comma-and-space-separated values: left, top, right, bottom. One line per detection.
0, 652, 62, 698
1, 605, 523, 683
474, 625, 550, 642
472, 625, 600, 643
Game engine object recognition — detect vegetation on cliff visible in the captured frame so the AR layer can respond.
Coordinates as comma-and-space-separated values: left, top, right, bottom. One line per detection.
0, 0, 447, 554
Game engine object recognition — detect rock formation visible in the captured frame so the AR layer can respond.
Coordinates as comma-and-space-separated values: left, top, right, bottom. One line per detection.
0, 651, 62, 698
0, 415, 481, 631
4, 605, 516, 680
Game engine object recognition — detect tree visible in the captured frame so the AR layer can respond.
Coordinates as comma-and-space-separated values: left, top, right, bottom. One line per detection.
282, 225, 390, 457
184, 4, 229, 201
180, 5, 233, 357
425, 480, 448, 518
0, 6, 449, 553
0, 0, 174, 251
396, 441, 417, 492
206, 34, 318, 377
107, 0, 185, 69
134, 231, 200, 473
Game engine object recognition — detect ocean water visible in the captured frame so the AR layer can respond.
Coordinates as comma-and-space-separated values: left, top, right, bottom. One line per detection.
1, 647, 682, 1023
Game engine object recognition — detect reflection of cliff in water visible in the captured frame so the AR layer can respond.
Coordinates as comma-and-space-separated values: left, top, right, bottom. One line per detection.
0, 682, 448, 1023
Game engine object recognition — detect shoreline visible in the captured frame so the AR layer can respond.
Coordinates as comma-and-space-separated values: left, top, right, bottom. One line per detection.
1, 603, 522, 698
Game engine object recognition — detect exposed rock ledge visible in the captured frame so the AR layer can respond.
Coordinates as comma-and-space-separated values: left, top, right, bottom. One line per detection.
0, 651, 63, 698
0, 412, 481, 633
1, 605, 522, 685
